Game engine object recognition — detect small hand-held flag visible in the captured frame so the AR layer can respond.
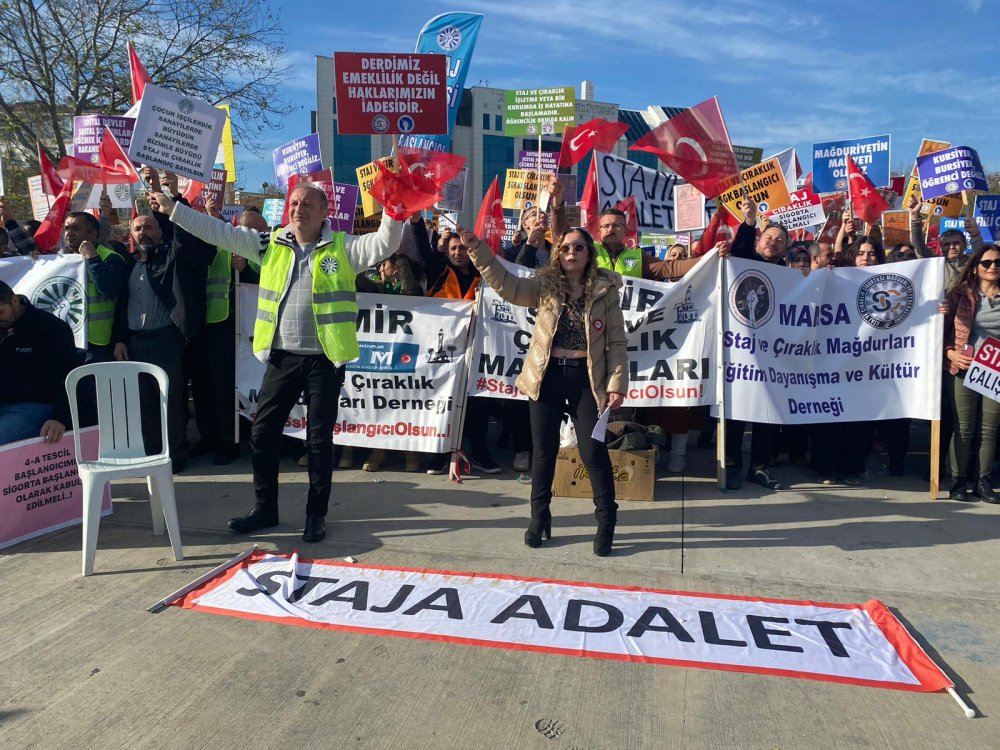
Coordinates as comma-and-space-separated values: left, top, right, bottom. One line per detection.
846, 155, 889, 225
474, 176, 505, 254
558, 119, 629, 168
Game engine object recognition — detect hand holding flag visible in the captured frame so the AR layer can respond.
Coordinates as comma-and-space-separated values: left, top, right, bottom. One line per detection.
846, 155, 889, 225
558, 118, 629, 168
474, 176, 505, 254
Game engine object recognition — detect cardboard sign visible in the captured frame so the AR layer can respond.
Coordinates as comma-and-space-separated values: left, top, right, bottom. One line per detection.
128, 84, 227, 182
673, 183, 706, 232
965, 336, 1000, 404
715, 158, 793, 219
435, 168, 467, 212
916, 146, 988, 199
504, 87, 575, 137
502, 169, 544, 211
517, 150, 559, 172
353, 206, 382, 235
812, 135, 891, 193
272, 134, 323, 190
333, 52, 448, 136
554, 447, 655, 501
973, 194, 1000, 243
881, 211, 910, 247
764, 190, 826, 231
73, 115, 134, 162
732, 145, 763, 171
356, 157, 397, 217
261, 198, 285, 228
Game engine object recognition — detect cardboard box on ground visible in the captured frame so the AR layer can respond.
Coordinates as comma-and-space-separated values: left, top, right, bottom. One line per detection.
552, 447, 656, 502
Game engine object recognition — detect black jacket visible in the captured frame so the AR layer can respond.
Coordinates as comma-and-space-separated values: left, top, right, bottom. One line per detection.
732, 221, 786, 266
0, 298, 78, 426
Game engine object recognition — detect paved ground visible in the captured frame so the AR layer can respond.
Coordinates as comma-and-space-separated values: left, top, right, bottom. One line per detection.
2, 439, 999, 749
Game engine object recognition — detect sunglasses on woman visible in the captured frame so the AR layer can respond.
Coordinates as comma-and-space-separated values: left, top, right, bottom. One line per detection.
980, 259, 999, 269
559, 242, 587, 255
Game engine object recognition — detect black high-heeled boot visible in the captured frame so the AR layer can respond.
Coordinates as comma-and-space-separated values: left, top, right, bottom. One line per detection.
524, 517, 552, 547
593, 523, 615, 556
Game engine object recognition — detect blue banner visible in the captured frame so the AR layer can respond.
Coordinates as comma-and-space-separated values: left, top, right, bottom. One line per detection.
915, 146, 988, 200
398, 12, 484, 153
812, 135, 891, 193
974, 194, 1000, 243
940, 217, 974, 253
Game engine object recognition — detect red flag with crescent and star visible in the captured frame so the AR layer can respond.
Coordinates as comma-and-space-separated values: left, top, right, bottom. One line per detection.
128, 42, 152, 105
474, 176, 504, 254
369, 150, 466, 220
613, 195, 639, 248
846, 155, 890, 225
37, 142, 65, 197
579, 158, 601, 237
691, 206, 740, 256
629, 96, 739, 199
558, 119, 629, 168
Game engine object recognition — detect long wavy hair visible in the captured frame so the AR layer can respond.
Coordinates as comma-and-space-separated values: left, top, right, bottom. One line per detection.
538, 228, 600, 309
953, 243, 1000, 291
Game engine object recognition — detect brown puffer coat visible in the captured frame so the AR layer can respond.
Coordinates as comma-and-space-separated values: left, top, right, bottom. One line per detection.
468, 241, 628, 411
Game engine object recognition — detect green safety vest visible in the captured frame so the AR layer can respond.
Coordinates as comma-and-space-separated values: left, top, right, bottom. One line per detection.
254, 230, 359, 363
205, 250, 231, 324
87, 244, 124, 346
596, 243, 643, 278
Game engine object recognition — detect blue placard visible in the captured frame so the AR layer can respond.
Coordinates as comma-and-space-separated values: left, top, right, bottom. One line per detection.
272, 133, 323, 190
398, 13, 484, 153
974, 194, 1000, 244
262, 198, 285, 228
812, 135, 891, 193
940, 217, 973, 253
915, 146, 988, 200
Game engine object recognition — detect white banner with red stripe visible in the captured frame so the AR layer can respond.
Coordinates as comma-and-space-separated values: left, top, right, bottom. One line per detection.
178, 551, 951, 693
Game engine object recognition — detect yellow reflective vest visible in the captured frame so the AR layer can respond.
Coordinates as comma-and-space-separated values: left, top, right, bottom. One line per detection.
596, 243, 643, 278
87, 244, 125, 346
205, 250, 231, 324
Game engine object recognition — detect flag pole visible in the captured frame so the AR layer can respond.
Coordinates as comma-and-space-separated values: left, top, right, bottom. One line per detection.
716, 250, 728, 490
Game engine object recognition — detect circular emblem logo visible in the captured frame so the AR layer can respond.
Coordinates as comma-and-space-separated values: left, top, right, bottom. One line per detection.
320, 257, 339, 275
89, 153, 101, 164
728, 269, 775, 329
436, 25, 463, 51
372, 115, 390, 133
945, 181, 959, 194
963, 178, 976, 189
526, 124, 538, 135
400, 354, 412, 364
114, 184, 132, 201
397, 115, 415, 133
623, 257, 639, 270
857, 274, 914, 330
835, 177, 847, 191
933, 205, 944, 215
178, 98, 194, 115
593, 319, 604, 331
31, 276, 86, 335
757, 201, 769, 213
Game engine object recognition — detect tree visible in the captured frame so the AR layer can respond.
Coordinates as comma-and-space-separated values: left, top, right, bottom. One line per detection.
0, 0, 293, 161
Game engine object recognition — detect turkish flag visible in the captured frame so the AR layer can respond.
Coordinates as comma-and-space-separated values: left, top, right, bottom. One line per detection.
801, 171, 814, 194
629, 96, 739, 198
397, 148, 465, 191
128, 42, 152, 104
98, 127, 141, 182
38, 142, 64, 197
368, 160, 437, 220
474, 176, 505, 254
692, 206, 740, 256
613, 196, 639, 248
579, 158, 601, 238
181, 178, 205, 206
56, 156, 136, 185
847, 155, 890, 225
33, 178, 75, 253
558, 118, 629, 168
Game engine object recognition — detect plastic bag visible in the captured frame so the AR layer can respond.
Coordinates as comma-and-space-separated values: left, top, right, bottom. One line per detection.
559, 417, 577, 448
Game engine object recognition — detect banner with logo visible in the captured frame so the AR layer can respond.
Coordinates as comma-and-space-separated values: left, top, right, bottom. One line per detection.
902, 139, 962, 219
0, 255, 87, 348
504, 87, 575, 137
721, 257, 943, 424
272, 134, 323, 190
399, 12, 484, 152
72, 115, 135, 161
0, 428, 112, 550
468, 254, 719, 407
973, 194, 1000, 243
236, 286, 471, 451
71, 181, 135, 211
177, 550, 952, 694
812, 135, 891, 193
501, 169, 544, 211
764, 190, 826, 231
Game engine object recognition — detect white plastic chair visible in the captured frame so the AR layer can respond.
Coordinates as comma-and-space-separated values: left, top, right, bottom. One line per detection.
66, 362, 183, 576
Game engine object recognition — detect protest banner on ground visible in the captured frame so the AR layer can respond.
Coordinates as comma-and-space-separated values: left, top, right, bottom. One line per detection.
356, 157, 397, 217
261, 198, 284, 228
272, 134, 323, 190
715, 158, 793, 219
963, 336, 1000, 404
902, 139, 962, 219
973, 194, 1000, 243
518, 150, 559, 172
916, 146, 988, 200
236, 286, 471, 451
177, 549, 952, 694
469, 254, 719, 407
435, 168, 467, 212
504, 87, 575, 136
812, 135, 891, 193
721, 256, 943, 424
733, 145, 764, 170
333, 52, 448, 136
0, 428, 112, 550
881, 211, 910, 247
673, 184, 706, 232
27, 175, 50, 221
0, 254, 87, 348
127, 83, 227, 183
73, 115, 135, 161
764, 190, 826, 231
502, 169, 544, 211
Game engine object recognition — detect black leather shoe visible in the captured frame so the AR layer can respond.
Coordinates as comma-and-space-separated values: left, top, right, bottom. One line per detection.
593, 523, 615, 557
975, 476, 1000, 504
228, 507, 279, 534
524, 517, 551, 548
948, 479, 975, 502
303, 515, 327, 543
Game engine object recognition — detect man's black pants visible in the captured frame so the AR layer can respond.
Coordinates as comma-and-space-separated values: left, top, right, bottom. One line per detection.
129, 326, 187, 460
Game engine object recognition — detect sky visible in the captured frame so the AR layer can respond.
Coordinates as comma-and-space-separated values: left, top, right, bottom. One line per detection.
234, 0, 1000, 193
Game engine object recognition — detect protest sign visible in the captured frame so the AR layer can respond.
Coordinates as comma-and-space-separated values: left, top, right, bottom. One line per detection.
502, 169, 544, 211
73, 115, 134, 162
881, 211, 910, 247
764, 190, 826, 231
916, 146, 988, 200
333, 52, 448, 136
939, 217, 972, 250
178, 549, 952, 695
0, 255, 87, 348
0, 428, 112, 550
767, 147, 798, 192
721, 256, 943, 423
518, 150, 559, 172
272, 134, 323, 190
178, 168, 226, 212
469, 254, 720, 407
220, 205, 243, 224
502, 215, 519, 245
715, 158, 793, 219
504, 87, 575, 137
673, 184, 706, 232
128, 84, 226, 183
435, 168, 467, 212
812, 135, 891, 193
902, 139, 962, 219
964, 336, 1000, 404
537, 173, 578, 212
356, 157, 397, 217
353, 207, 382, 235
70, 181, 134, 211
261, 198, 285, 228
733, 145, 763, 171
27, 176, 49, 221
290, 169, 359, 232
973, 194, 1000, 243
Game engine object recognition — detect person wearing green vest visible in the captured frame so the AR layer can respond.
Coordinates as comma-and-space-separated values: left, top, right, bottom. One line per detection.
150, 185, 405, 543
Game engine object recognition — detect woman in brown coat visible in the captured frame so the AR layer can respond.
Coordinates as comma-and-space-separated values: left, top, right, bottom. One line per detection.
462, 226, 628, 556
